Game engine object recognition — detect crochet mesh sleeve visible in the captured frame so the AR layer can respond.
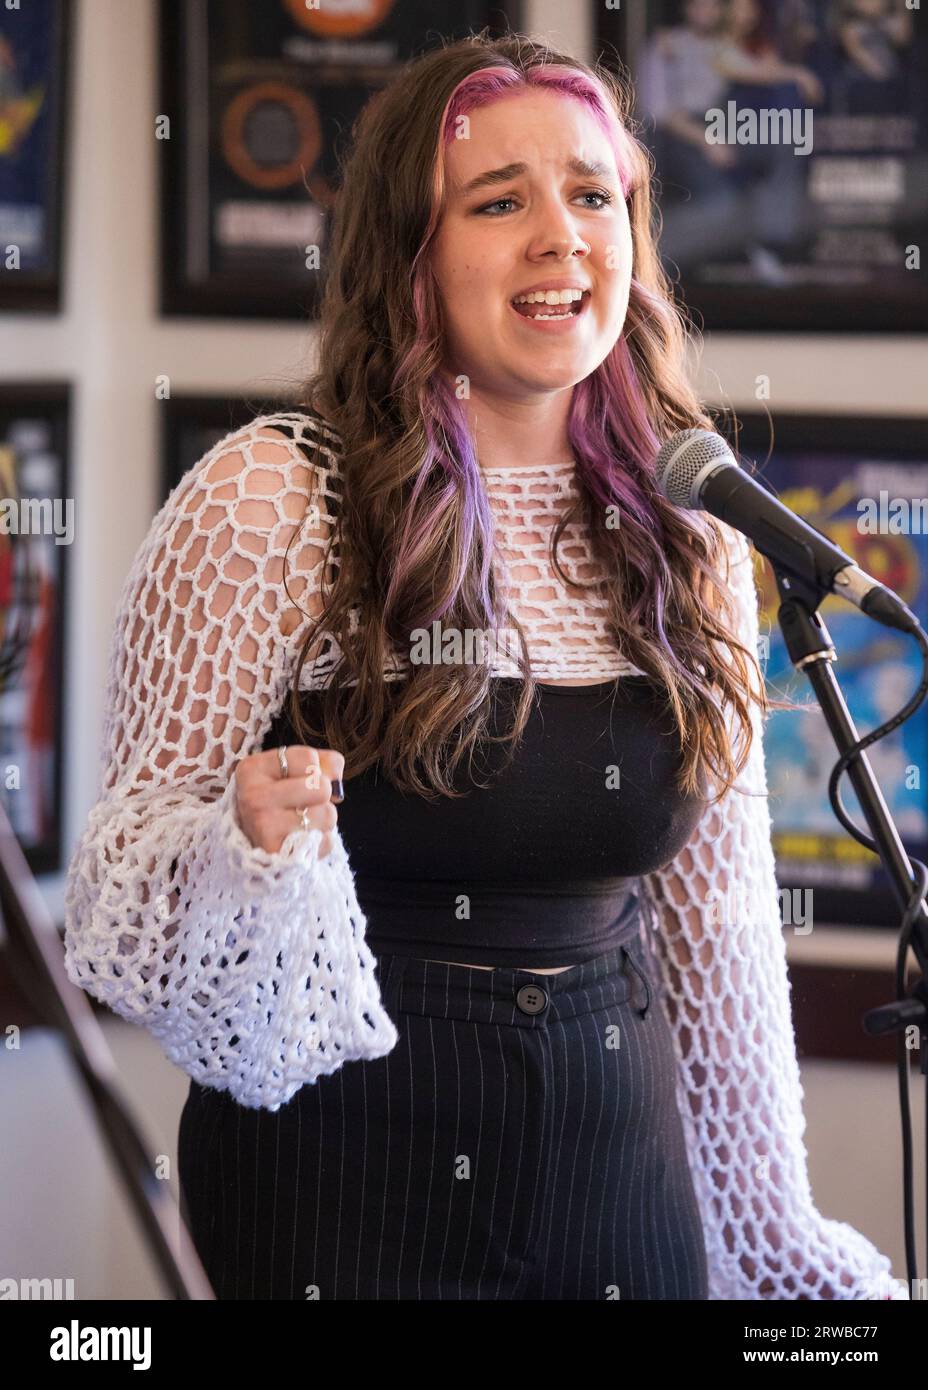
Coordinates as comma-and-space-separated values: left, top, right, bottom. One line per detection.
63, 417, 398, 1111
641, 528, 903, 1301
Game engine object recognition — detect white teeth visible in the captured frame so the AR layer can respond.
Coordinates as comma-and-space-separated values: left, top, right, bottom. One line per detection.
512, 288, 586, 305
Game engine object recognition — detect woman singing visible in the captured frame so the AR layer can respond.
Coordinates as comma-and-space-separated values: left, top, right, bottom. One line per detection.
64, 32, 897, 1301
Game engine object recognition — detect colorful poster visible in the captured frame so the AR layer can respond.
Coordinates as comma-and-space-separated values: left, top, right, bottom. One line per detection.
0, 387, 70, 875
748, 432, 928, 924
0, 0, 71, 311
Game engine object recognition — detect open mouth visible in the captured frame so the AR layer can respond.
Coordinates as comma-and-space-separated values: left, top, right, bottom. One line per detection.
509, 289, 591, 321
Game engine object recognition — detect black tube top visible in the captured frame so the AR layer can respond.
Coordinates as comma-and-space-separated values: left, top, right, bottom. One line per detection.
261, 676, 708, 968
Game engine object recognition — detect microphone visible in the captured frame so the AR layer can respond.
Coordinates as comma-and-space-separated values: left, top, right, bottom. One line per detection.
654, 429, 920, 635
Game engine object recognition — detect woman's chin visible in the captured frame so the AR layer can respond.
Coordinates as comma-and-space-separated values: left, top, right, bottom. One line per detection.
502, 355, 598, 393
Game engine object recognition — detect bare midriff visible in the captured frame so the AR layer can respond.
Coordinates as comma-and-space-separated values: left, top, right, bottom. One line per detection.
424, 960, 572, 973
424, 675, 604, 975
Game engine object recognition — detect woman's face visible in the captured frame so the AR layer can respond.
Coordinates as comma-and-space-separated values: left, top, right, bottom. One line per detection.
685, 0, 723, 33
727, 0, 759, 34
430, 90, 634, 402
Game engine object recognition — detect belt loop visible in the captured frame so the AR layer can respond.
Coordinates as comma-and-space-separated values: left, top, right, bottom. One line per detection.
620, 944, 651, 1019
636, 875, 657, 937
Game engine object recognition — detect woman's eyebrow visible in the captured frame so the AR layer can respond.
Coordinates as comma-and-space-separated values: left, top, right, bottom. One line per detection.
457, 157, 615, 197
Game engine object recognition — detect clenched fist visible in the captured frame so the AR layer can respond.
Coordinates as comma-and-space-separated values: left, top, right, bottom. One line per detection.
234, 744, 346, 858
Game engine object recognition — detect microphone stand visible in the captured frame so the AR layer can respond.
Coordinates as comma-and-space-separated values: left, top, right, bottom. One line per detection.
0, 800, 215, 1300
771, 562, 928, 1289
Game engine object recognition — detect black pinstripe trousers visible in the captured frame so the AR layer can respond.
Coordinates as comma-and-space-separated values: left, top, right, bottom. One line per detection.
177, 931, 709, 1300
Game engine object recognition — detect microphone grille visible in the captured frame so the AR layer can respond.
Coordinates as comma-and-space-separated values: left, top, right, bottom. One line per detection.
655, 429, 733, 509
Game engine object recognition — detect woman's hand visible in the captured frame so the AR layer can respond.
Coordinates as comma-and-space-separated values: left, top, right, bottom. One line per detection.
703, 142, 737, 170
790, 65, 824, 105
234, 745, 345, 858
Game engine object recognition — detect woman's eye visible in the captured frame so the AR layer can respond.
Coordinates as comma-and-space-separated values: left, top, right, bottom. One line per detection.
477, 197, 518, 216
579, 190, 615, 209
476, 189, 615, 216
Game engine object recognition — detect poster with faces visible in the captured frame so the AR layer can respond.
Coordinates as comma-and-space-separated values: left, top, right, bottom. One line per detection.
600, 0, 928, 331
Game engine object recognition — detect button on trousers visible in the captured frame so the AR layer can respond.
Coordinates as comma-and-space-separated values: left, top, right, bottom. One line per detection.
178, 935, 709, 1300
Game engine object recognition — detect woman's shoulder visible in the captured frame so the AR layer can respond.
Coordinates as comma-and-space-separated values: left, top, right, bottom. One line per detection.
161, 405, 345, 527
200, 404, 343, 483
246, 404, 344, 458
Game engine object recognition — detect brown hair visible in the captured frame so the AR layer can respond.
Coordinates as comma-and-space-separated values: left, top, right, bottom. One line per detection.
281, 30, 768, 802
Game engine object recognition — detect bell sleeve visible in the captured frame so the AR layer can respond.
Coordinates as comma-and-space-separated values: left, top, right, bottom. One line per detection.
63, 419, 397, 1112
640, 526, 905, 1300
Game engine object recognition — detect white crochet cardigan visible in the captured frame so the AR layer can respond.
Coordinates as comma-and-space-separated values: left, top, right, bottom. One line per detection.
64, 410, 902, 1301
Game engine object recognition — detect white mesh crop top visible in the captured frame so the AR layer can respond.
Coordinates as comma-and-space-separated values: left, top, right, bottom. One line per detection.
62, 409, 902, 1301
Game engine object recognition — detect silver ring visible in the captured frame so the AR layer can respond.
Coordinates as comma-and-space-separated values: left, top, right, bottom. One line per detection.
297, 806, 311, 831
277, 746, 289, 779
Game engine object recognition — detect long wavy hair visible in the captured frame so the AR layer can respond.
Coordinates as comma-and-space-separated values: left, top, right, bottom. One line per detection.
280, 30, 767, 802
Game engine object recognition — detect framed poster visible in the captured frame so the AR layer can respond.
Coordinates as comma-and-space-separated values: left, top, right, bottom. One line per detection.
716, 411, 928, 926
599, 2, 928, 332
158, 0, 522, 319
158, 393, 289, 504
0, 384, 71, 876
0, 0, 73, 314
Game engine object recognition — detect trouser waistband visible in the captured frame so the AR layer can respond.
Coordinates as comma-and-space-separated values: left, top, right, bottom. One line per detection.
375, 931, 654, 1029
